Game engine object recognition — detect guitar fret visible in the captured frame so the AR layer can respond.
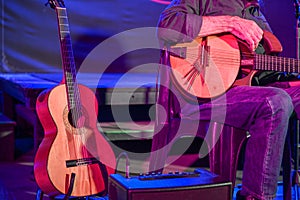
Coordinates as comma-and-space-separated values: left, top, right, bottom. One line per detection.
259, 55, 262, 70
270, 55, 274, 71
288, 58, 290, 72
271, 56, 274, 71
262, 56, 267, 70
269, 56, 271, 70
286, 57, 288, 72
274, 56, 276, 71
265, 56, 270, 70
254, 53, 300, 73
283, 57, 286, 72
259, 55, 262, 69
285, 58, 290, 72
259, 54, 262, 70
270, 56, 272, 70
59, 26, 69, 32
274, 56, 277, 71
257, 55, 261, 70
258, 54, 261, 70
293, 58, 295, 72
264, 55, 266, 70
275, 56, 278, 71
268, 55, 270, 70
280, 57, 283, 71
275, 55, 278, 69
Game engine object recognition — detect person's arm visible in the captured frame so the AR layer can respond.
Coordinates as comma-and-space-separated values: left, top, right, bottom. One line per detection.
157, 2, 263, 51
157, 1, 204, 45
199, 15, 263, 51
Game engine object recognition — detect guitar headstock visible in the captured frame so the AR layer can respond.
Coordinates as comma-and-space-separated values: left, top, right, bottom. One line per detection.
47, 0, 65, 9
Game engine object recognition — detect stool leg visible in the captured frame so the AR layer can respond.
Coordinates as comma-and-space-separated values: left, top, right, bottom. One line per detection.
209, 123, 247, 188
292, 119, 300, 199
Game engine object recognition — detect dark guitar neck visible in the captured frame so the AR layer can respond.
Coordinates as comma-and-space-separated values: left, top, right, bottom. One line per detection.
254, 54, 300, 73
56, 7, 80, 110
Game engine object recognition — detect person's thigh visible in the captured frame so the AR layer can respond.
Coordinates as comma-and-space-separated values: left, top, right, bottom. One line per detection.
179, 85, 293, 130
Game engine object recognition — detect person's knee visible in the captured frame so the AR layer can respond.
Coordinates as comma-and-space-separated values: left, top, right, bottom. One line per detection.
266, 88, 294, 119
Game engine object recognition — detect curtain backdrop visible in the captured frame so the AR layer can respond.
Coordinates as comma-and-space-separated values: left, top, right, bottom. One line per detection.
0, 0, 297, 73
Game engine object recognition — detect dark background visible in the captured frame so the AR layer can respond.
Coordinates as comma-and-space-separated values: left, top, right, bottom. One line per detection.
0, 0, 298, 73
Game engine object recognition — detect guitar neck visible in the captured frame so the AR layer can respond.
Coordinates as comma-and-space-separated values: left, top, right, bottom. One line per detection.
56, 7, 79, 108
297, 25, 300, 59
254, 54, 300, 73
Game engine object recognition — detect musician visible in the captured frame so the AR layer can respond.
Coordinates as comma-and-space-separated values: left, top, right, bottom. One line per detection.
156, 0, 300, 199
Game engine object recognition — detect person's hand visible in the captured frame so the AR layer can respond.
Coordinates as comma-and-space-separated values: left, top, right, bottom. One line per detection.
228, 16, 263, 51
199, 15, 263, 51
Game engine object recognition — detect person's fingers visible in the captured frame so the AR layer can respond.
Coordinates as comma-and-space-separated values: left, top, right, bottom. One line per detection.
231, 17, 263, 51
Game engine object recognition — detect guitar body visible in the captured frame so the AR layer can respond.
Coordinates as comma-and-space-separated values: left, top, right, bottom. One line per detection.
34, 84, 116, 197
34, 1, 116, 197
170, 33, 241, 101
169, 31, 284, 101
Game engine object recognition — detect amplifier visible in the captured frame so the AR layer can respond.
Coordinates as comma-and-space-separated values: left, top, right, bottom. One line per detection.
108, 168, 232, 200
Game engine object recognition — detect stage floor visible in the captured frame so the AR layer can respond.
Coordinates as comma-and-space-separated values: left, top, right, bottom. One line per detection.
0, 148, 296, 200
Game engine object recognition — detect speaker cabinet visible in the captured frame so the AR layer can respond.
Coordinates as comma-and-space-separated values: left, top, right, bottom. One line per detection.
108, 168, 232, 200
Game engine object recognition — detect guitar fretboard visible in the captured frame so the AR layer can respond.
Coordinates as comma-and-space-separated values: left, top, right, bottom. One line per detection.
56, 7, 80, 109
255, 54, 300, 73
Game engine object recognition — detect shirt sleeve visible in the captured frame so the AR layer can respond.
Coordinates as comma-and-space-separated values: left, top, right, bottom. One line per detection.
157, 0, 204, 45
244, 6, 273, 32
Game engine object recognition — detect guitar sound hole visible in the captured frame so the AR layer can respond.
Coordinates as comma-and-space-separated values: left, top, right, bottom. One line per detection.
68, 108, 86, 128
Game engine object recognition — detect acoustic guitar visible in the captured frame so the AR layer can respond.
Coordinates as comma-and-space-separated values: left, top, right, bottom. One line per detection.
34, 0, 116, 197
170, 31, 299, 101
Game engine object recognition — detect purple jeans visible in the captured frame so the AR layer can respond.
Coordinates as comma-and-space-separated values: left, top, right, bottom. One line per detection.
174, 82, 300, 199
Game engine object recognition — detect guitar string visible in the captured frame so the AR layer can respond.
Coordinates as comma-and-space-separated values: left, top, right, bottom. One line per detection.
177, 48, 240, 89
177, 47, 299, 91
184, 47, 300, 73
59, 7, 89, 166
210, 48, 300, 72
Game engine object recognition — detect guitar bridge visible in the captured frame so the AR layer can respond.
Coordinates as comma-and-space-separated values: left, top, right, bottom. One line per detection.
66, 157, 99, 168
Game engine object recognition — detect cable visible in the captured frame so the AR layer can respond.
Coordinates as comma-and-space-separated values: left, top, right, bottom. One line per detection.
116, 152, 130, 178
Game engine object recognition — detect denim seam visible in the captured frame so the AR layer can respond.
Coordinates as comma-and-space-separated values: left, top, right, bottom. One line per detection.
239, 96, 276, 200
261, 96, 277, 200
